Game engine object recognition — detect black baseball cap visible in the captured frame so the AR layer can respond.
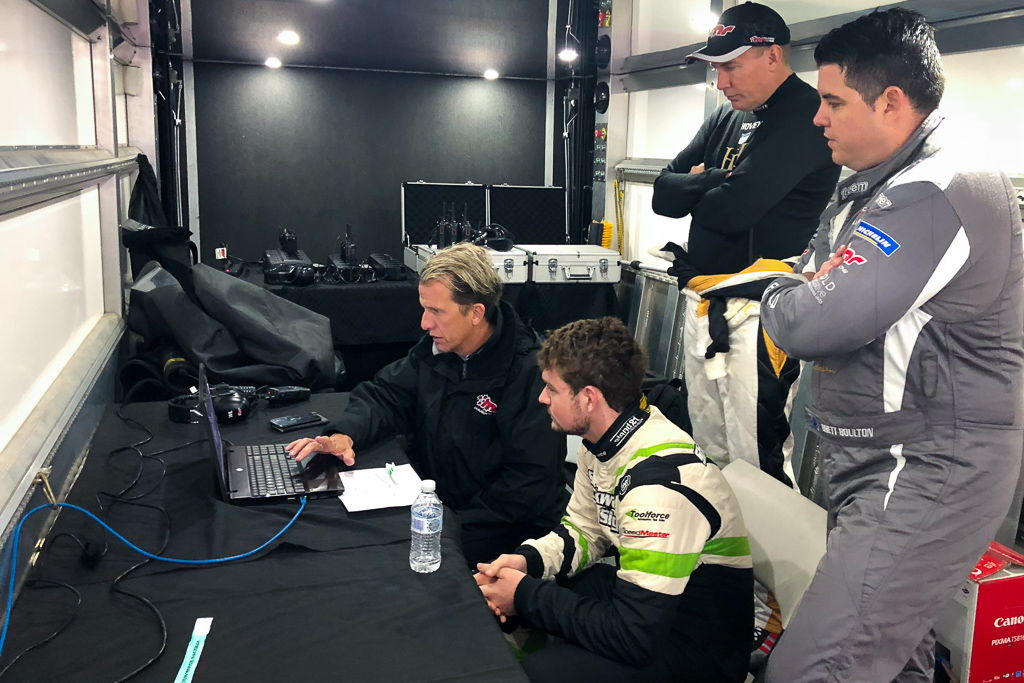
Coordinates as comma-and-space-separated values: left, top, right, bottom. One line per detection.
685, 2, 790, 64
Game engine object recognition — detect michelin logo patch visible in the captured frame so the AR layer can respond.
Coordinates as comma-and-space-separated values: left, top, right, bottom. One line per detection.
854, 221, 901, 257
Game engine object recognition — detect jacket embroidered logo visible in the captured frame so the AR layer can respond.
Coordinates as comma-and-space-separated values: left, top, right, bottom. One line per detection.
841, 247, 866, 265
619, 475, 632, 496
474, 394, 498, 415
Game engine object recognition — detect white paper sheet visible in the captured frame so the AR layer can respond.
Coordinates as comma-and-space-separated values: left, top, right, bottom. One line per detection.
338, 464, 422, 512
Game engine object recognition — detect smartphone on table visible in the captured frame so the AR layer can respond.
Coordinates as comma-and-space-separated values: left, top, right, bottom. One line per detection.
269, 411, 328, 433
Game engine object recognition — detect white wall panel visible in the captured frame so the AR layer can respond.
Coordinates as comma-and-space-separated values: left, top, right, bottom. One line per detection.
941, 46, 1024, 176
627, 83, 708, 159
631, 0, 715, 54
0, 190, 104, 453
0, 0, 96, 146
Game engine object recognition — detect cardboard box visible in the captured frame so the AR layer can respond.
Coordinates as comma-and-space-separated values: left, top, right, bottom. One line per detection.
936, 542, 1024, 681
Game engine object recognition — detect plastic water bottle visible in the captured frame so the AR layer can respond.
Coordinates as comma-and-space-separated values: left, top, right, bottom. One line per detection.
410, 480, 443, 573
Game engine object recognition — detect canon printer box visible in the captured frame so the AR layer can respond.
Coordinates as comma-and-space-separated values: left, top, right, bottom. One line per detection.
936, 542, 1024, 681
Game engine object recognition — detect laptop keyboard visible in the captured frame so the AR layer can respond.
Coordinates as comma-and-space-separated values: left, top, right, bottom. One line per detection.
245, 445, 304, 496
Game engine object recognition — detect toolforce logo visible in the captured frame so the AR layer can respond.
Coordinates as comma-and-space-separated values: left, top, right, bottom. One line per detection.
474, 394, 498, 415
626, 510, 671, 522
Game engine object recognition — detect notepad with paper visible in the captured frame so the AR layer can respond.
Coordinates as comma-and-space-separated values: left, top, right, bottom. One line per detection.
339, 463, 422, 512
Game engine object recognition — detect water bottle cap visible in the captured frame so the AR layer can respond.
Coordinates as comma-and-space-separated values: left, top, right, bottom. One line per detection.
420, 479, 436, 493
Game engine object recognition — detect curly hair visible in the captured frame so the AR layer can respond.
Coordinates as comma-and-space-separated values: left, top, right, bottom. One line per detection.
538, 317, 646, 412
419, 243, 503, 322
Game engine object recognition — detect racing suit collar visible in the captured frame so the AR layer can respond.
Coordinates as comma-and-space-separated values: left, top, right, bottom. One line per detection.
459, 304, 504, 362
752, 72, 802, 116
835, 110, 945, 205
583, 398, 651, 462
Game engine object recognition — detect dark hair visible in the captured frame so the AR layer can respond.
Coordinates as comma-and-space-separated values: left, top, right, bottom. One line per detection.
538, 317, 646, 413
814, 8, 943, 114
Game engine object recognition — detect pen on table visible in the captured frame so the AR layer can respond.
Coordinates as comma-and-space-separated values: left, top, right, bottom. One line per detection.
385, 462, 398, 487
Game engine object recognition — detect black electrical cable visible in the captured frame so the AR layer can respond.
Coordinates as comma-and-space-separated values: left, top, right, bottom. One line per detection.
0, 579, 82, 680
2, 385, 223, 679
0, 500, 307, 678
106, 498, 172, 683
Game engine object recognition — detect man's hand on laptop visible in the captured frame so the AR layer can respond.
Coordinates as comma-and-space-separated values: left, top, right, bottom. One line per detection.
287, 434, 356, 466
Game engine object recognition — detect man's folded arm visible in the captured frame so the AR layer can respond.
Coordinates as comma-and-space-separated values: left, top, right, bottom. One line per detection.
690, 121, 836, 236
652, 110, 726, 218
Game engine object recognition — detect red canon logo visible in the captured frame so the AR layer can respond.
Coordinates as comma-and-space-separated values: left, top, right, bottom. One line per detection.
710, 24, 736, 37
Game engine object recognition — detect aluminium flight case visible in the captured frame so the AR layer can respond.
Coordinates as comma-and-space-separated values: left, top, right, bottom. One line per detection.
516, 244, 622, 284
405, 244, 531, 283
401, 180, 487, 274
487, 185, 567, 244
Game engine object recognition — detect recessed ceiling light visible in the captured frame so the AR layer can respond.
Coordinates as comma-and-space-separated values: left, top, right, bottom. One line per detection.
265, 57, 282, 69
483, 69, 499, 80
277, 30, 300, 46
558, 47, 578, 62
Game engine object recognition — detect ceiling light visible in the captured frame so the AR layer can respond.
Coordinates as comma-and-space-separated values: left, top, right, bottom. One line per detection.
265, 57, 282, 69
692, 10, 719, 34
558, 47, 578, 62
277, 30, 300, 46
483, 69, 499, 80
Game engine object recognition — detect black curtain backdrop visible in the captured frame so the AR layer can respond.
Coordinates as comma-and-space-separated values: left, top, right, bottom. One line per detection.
194, 64, 547, 265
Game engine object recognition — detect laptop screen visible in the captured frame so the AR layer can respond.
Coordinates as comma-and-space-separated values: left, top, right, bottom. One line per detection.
197, 364, 229, 496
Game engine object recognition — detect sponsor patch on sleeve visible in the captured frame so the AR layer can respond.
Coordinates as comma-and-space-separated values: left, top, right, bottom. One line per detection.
854, 221, 901, 257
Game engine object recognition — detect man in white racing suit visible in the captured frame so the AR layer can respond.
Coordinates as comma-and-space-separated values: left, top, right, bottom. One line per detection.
477, 317, 753, 682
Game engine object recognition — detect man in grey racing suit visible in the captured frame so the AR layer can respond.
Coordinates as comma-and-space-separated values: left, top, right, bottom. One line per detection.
760, 9, 1024, 681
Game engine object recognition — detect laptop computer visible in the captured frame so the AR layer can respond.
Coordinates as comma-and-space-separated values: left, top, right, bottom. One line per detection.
197, 364, 344, 503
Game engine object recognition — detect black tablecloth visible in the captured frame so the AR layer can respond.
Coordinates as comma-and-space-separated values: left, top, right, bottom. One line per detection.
252, 270, 619, 344
261, 275, 425, 346
2, 395, 527, 682
245, 268, 619, 390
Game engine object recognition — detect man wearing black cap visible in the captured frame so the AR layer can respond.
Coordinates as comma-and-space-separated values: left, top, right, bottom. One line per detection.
650, 2, 839, 488
653, 2, 838, 273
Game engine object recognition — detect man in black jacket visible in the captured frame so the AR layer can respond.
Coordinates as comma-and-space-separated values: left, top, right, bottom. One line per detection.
652, 1, 839, 274
650, 3, 840, 486
288, 243, 567, 566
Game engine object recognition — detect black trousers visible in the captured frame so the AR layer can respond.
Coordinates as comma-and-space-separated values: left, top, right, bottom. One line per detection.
459, 521, 555, 570
520, 564, 733, 683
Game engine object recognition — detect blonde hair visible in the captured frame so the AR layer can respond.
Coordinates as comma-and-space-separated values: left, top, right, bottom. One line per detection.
420, 243, 503, 321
